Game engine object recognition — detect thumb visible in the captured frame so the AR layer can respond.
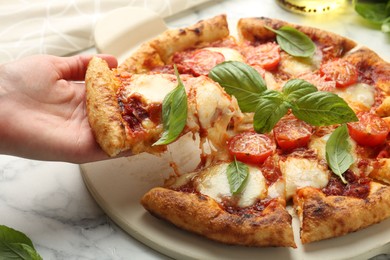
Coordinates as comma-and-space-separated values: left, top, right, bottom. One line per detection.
58, 54, 118, 81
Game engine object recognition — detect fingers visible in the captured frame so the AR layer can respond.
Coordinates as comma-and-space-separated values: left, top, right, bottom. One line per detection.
58, 54, 118, 81
95, 54, 118, 69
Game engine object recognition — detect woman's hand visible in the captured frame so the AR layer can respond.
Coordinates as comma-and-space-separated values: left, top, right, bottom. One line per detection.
0, 54, 118, 163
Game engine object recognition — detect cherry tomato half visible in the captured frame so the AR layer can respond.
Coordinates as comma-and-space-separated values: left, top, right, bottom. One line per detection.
320, 59, 358, 88
347, 112, 389, 147
173, 49, 225, 76
273, 115, 313, 151
228, 132, 275, 165
243, 42, 281, 71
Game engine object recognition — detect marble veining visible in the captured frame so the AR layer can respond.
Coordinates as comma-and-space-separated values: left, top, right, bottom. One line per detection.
1, 0, 389, 259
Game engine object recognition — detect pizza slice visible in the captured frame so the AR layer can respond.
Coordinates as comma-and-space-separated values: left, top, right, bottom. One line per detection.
295, 181, 390, 244
85, 56, 241, 157
141, 160, 296, 248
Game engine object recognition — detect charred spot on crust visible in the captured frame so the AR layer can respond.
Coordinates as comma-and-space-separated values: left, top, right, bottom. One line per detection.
178, 29, 186, 35
191, 27, 202, 36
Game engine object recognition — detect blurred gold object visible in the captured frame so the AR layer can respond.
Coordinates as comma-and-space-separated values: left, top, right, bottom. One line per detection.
276, 0, 347, 15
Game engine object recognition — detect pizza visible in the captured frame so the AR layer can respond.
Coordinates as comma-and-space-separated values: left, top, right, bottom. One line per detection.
85, 14, 390, 248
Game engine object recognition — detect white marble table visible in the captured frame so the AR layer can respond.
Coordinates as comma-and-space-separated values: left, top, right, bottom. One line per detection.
1, 0, 389, 259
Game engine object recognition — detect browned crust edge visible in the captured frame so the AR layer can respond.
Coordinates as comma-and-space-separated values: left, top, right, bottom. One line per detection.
343, 46, 390, 94
118, 14, 230, 74
369, 159, 390, 185
295, 183, 390, 244
85, 57, 128, 157
237, 16, 357, 57
141, 187, 296, 248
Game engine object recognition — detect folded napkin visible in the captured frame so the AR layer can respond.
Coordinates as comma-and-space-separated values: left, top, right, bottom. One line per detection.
0, 0, 210, 63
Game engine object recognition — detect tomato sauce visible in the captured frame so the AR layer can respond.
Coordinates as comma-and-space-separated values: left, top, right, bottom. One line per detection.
221, 197, 277, 216
322, 170, 371, 199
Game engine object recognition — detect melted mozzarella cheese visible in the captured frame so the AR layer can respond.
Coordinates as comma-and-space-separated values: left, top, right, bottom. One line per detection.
279, 50, 322, 76
204, 47, 245, 62
169, 172, 197, 189
267, 179, 285, 199
280, 157, 330, 200
334, 83, 375, 110
195, 163, 267, 208
308, 134, 330, 161
309, 133, 361, 174
188, 76, 239, 154
195, 78, 231, 129
264, 71, 281, 90
122, 74, 177, 103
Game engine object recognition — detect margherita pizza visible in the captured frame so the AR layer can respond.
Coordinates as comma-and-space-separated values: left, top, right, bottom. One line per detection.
85, 15, 390, 247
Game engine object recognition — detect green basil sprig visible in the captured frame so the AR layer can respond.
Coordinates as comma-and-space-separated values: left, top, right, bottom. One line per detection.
209, 61, 357, 133
226, 157, 249, 194
264, 25, 316, 58
153, 66, 188, 146
325, 124, 355, 184
208, 61, 267, 112
354, 0, 390, 33
0, 225, 43, 260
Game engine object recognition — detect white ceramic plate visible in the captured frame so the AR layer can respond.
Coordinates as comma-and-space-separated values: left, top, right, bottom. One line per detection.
83, 7, 390, 259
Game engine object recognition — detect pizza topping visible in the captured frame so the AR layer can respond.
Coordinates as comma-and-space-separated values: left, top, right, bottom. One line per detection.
273, 115, 313, 151
222, 198, 276, 215
120, 97, 155, 132
260, 155, 282, 185
228, 131, 275, 165
119, 74, 177, 103
242, 42, 281, 71
226, 157, 249, 194
209, 61, 267, 113
333, 83, 376, 111
264, 25, 316, 58
320, 59, 359, 88
195, 163, 267, 208
297, 72, 336, 92
210, 61, 358, 134
204, 47, 245, 62
326, 124, 355, 184
347, 112, 389, 147
172, 49, 225, 76
278, 52, 320, 77
280, 156, 330, 200
322, 171, 371, 199
154, 67, 188, 145
118, 74, 180, 132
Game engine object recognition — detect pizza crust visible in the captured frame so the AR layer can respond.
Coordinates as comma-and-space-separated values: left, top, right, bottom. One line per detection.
369, 159, 390, 185
343, 47, 390, 94
118, 14, 230, 74
141, 187, 296, 248
237, 17, 357, 58
294, 183, 390, 244
86, 57, 128, 157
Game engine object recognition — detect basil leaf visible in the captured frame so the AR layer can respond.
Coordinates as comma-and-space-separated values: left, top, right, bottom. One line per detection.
227, 157, 249, 194
209, 61, 267, 112
381, 17, 390, 32
355, 0, 390, 24
253, 90, 290, 133
291, 91, 358, 126
326, 125, 354, 184
265, 25, 316, 58
282, 79, 318, 103
0, 225, 42, 260
153, 66, 188, 146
